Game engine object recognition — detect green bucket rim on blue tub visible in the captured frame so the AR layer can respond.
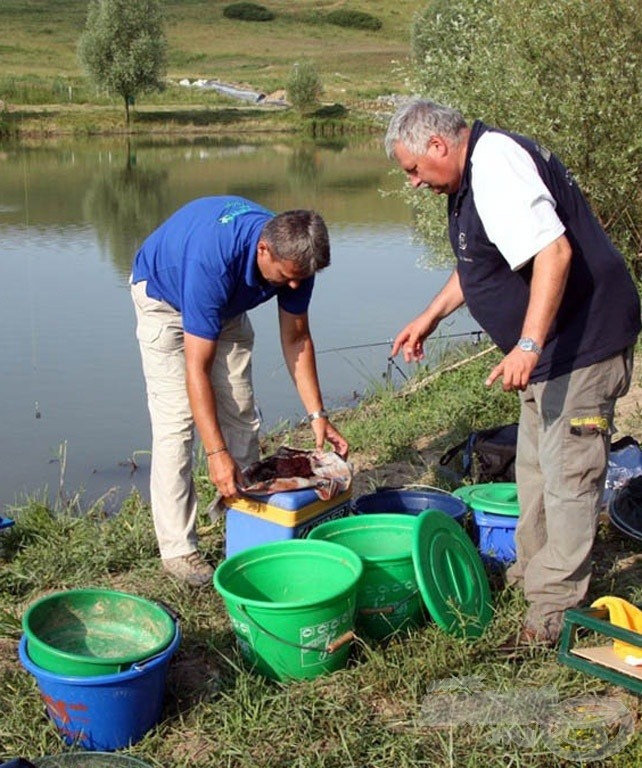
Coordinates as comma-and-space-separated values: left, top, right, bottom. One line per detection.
453, 482, 520, 517
22, 588, 177, 677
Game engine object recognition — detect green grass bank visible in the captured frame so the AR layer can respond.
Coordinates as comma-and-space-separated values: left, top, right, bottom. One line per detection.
2, 346, 642, 767
0, 0, 416, 137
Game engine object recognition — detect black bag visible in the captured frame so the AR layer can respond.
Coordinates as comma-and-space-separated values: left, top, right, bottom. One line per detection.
439, 423, 518, 484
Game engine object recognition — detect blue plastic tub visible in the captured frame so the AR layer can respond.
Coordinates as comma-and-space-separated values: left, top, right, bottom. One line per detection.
352, 488, 467, 524
472, 509, 518, 567
19, 624, 180, 751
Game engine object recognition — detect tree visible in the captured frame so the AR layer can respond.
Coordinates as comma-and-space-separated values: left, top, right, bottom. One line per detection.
408, 0, 642, 278
78, 0, 167, 124
287, 60, 322, 114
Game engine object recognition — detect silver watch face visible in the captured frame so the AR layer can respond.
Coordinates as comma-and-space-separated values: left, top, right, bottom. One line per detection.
518, 338, 539, 353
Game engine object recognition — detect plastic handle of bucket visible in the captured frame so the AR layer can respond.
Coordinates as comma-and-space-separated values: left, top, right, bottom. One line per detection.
131, 649, 169, 671
131, 638, 178, 671
325, 631, 354, 654
237, 604, 355, 655
154, 599, 181, 623
131, 615, 181, 671
358, 589, 420, 616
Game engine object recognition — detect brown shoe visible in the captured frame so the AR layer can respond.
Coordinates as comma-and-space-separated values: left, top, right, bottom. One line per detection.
163, 551, 214, 587
498, 626, 557, 657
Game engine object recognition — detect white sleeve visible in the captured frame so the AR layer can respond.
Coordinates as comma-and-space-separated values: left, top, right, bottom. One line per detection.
471, 132, 566, 270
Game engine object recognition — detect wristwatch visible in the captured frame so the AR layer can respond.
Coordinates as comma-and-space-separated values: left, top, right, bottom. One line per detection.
307, 409, 329, 422
517, 337, 543, 355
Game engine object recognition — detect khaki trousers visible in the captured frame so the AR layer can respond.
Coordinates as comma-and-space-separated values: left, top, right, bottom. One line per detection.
131, 280, 260, 559
507, 348, 633, 637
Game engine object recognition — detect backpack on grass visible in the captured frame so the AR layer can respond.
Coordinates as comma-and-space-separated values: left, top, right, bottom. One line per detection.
439, 424, 518, 484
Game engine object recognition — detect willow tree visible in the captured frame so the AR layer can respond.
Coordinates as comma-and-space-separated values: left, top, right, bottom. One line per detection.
408, 0, 642, 277
77, 0, 167, 124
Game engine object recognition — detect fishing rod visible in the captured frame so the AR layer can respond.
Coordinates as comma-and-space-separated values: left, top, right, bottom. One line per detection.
264, 329, 487, 382
314, 329, 485, 356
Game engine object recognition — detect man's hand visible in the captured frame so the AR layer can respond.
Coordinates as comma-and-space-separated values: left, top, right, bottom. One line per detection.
392, 314, 440, 363
486, 347, 540, 391
310, 418, 349, 459
486, 234, 571, 392
391, 271, 464, 363
207, 449, 241, 497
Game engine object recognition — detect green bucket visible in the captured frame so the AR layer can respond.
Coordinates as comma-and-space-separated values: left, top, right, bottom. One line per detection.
308, 514, 423, 640
213, 539, 363, 682
22, 588, 177, 677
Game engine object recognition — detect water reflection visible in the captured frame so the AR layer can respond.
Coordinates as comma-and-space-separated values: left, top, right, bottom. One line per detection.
83, 143, 168, 275
287, 144, 322, 193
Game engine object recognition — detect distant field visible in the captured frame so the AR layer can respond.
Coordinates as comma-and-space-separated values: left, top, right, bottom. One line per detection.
0, 0, 418, 106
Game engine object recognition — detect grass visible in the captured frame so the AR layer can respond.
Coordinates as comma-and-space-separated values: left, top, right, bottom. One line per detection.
0, 0, 415, 136
2, 346, 642, 766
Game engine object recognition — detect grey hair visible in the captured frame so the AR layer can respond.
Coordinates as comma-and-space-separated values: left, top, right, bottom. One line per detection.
261, 209, 330, 274
384, 99, 468, 159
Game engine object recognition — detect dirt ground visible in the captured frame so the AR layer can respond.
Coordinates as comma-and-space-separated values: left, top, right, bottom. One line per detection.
348, 355, 642, 498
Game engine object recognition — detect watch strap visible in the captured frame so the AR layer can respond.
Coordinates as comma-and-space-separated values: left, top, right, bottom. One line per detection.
307, 409, 329, 422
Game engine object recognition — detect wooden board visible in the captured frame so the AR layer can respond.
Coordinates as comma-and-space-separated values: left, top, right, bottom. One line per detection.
571, 645, 642, 680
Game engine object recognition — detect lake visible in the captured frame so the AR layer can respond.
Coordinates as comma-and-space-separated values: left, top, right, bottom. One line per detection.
0, 135, 478, 513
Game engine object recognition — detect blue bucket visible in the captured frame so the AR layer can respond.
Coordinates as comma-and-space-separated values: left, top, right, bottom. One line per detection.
353, 488, 467, 524
19, 624, 180, 751
473, 509, 518, 567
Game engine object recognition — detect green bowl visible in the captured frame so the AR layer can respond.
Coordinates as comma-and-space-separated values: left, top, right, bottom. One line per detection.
23, 588, 176, 677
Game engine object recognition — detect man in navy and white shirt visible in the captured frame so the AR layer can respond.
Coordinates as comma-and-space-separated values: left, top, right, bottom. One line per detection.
385, 100, 640, 648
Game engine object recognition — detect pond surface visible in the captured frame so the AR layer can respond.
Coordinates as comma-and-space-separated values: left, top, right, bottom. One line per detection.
0, 135, 477, 512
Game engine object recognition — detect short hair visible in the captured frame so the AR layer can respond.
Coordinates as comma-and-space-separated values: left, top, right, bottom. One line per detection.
261, 210, 330, 274
384, 99, 468, 159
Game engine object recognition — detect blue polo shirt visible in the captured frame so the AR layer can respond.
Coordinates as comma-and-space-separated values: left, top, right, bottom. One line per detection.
132, 196, 314, 339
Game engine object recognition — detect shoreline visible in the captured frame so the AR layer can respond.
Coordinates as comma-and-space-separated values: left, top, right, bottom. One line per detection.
1, 100, 385, 141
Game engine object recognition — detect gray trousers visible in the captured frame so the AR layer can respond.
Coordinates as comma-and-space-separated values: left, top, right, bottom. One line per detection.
506, 348, 634, 637
131, 280, 260, 559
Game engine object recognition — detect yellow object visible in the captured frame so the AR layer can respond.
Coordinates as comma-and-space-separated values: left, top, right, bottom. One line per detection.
591, 596, 642, 663
223, 489, 352, 526
569, 415, 609, 432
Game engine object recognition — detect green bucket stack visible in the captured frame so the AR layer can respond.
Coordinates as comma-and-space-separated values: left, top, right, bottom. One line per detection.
22, 588, 176, 676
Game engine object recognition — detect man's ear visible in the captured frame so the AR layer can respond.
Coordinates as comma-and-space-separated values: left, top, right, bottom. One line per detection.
430, 134, 448, 156
257, 240, 271, 261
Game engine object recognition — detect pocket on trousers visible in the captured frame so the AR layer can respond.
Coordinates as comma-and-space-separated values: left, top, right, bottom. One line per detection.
136, 319, 184, 353
562, 417, 610, 495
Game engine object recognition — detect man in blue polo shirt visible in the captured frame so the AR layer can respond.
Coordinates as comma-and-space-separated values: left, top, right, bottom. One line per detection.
384, 100, 641, 649
131, 196, 348, 586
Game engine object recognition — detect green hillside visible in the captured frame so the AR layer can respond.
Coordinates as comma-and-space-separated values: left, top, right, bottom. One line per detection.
0, 0, 418, 107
